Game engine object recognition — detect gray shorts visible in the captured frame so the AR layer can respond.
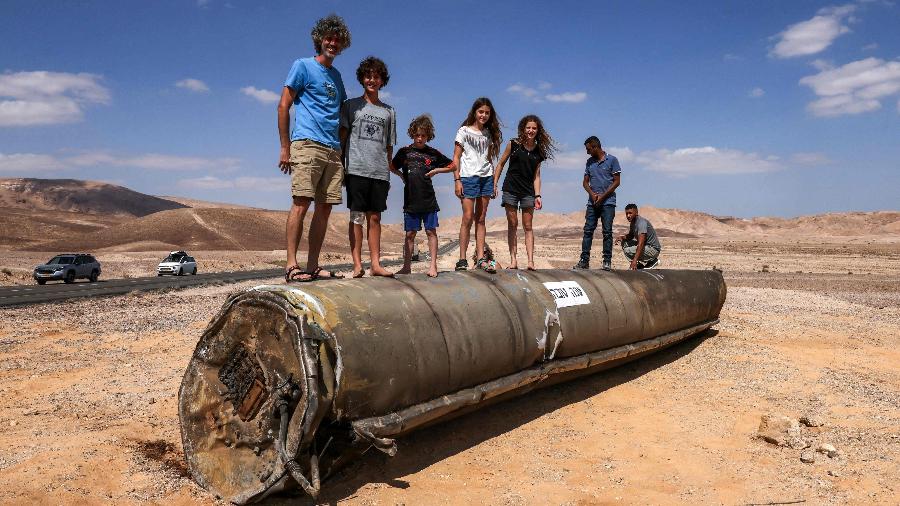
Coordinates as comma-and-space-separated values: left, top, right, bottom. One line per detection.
501, 192, 535, 209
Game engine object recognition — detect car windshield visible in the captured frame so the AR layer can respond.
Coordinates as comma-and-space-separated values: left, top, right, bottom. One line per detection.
47, 256, 74, 265
163, 254, 186, 262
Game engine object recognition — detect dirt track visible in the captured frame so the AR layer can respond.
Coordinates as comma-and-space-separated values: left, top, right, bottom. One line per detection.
0, 237, 898, 505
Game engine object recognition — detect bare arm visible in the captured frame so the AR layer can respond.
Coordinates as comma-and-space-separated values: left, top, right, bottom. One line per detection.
630, 233, 646, 270
533, 163, 542, 210
453, 143, 464, 199
583, 174, 597, 203
493, 141, 512, 189
387, 146, 404, 182
425, 160, 457, 178
278, 86, 297, 173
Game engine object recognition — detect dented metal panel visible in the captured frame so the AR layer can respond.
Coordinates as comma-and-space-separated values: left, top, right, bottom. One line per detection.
178, 268, 726, 503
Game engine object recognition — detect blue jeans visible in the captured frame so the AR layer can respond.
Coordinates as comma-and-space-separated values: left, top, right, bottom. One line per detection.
580, 204, 615, 264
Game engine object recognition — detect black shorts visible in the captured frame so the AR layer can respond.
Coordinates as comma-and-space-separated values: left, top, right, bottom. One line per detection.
345, 174, 390, 212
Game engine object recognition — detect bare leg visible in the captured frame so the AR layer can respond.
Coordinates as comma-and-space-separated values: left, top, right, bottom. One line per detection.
367, 211, 393, 277
286, 196, 312, 270
304, 202, 332, 273
505, 205, 519, 269
398, 230, 416, 274
522, 207, 535, 270
349, 220, 364, 277
425, 229, 438, 277
459, 198, 475, 263
474, 196, 490, 261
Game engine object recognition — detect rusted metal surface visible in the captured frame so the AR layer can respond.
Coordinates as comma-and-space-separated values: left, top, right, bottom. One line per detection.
178, 268, 726, 503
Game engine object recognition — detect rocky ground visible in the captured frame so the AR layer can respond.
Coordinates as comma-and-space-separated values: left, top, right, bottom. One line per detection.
0, 237, 897, 505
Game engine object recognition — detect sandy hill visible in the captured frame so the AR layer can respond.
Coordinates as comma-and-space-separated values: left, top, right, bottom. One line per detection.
0, 178, 188, 217
157, 196, 261, 210
40, 207, 407, 253
447, 206, 899, 242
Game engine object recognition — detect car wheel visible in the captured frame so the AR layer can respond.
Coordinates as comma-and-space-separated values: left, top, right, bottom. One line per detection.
64, 270, 75, 284
158, 273, 163, 277
37, 279, 46, 285
192, 267, 197, 275
89, 270, 99, 283
177, 268, 183, 276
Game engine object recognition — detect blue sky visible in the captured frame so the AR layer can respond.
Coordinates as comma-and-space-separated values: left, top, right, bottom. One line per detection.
1, 0, 898, 223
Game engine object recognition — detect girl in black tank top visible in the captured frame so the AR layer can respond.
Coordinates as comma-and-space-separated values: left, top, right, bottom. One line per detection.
492, 115, 557, 270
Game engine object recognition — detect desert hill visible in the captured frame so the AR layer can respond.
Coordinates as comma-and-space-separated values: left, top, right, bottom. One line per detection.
1, 178, 897, 251
0, 178, 188, 217
40, 207, 407, 253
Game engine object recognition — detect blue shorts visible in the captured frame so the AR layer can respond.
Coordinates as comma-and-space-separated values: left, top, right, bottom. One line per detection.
460, 175, 494, 198
404, 211, 439, 231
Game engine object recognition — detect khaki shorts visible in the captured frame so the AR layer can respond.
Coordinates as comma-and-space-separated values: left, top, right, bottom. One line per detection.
290, 140, 344, 204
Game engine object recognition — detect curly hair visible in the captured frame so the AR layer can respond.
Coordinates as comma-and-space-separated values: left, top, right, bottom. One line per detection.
356, 56, 390, 87
516, 114, 557, 161
310, 14, 352, 54
461, 97, 503, 161
407, 114, 435, 141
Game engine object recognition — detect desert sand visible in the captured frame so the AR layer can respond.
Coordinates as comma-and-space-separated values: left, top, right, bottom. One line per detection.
0, 232, 898, 505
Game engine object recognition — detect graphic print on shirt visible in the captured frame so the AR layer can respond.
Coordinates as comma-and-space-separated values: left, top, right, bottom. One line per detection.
357, 112, 386, 143
324, 81, 337, 101
464, 132, 488, 154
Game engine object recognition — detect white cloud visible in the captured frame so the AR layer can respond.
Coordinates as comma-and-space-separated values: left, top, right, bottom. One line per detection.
0, 71, 110, 126
507, 83, 542, 102
636, 147, 781, 176
241, 86, 280, 104
545, 92, 587, 103
749, 87, 765, 98
799, 57, 900, 116
862, 43, 879, 51
770, 4, 856, 58
0, 152, 65, 172
723, 53, 743, 62
543, 144, 831, 176
507, 82, 587, 104
790, 152, 832, 165
0, 150, 240, 175
175, 78, 210, 93
178, 175, 283, 192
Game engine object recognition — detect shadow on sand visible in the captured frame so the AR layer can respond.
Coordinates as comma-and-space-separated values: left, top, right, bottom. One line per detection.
266, 329, 717, 505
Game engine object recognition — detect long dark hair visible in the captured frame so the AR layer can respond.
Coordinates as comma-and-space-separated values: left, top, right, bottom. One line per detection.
516, 114, 557, 161
461, 97, 503, 161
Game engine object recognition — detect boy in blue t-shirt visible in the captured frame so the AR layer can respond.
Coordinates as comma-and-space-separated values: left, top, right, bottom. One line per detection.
392, 114, 456, 278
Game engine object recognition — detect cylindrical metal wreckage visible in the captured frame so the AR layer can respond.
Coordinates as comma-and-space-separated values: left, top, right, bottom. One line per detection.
178, 268, 726, 503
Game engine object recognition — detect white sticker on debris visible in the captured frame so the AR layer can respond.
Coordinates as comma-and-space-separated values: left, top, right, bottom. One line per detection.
543, 281, 590, 308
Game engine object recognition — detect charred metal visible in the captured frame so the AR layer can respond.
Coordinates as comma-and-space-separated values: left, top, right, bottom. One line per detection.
178, 268, 727, 503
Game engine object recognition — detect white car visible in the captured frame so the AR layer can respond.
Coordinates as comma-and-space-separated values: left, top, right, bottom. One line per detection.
157, 251, 197, 276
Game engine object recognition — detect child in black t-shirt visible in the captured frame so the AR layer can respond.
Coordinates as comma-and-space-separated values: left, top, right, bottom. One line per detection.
392, 114, 456, 277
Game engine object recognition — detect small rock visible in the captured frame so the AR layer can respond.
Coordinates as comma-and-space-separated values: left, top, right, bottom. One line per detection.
828, 469, 841, 477
9, 420, 16, 427
800, 414, 825, 427
800, 450, 816, 463
757, 413, 801, 447
788, 436, 811, 450
816, 443, 839, 458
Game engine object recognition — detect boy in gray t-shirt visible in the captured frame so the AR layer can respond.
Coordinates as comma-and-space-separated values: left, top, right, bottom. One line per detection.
339, 56, 400, 278
615, 203, 662, 270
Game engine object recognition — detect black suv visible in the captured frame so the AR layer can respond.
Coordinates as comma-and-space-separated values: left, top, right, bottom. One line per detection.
33, 253, 102, 285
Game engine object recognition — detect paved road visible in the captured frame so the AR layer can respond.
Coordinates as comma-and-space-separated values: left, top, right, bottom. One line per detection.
0, 240, 460, 308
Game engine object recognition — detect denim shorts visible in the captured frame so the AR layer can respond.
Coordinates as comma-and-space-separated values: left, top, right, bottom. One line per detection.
460, 175, 494, 198
501, 192, 535, 209
404, 211, 439, 231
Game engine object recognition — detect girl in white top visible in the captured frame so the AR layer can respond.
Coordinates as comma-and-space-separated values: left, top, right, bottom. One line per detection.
452, 97, 503, 272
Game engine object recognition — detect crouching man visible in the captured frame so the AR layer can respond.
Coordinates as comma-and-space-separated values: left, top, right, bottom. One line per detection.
615, 203, 661, 270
